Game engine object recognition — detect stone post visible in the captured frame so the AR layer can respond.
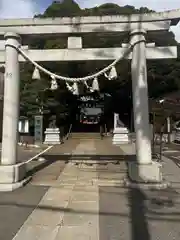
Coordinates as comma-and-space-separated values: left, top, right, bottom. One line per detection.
0, 33, 28, 191
128, 29, 162, 183
167, 116, 171, 143
131, 29, 152, 164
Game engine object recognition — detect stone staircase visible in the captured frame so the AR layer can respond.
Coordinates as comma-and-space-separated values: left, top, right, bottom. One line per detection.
70, 132, 101, 140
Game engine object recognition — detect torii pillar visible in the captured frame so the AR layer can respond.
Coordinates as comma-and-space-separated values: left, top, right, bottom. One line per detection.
128, 29, 162, 183
0, 33, 28, 191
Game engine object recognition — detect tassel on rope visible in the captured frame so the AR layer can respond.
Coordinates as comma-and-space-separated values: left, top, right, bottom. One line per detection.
50, 75, 58, 90
104, 72, 108, 79
32, 67, 41, 80
92, 77, 100, 91
104, 66, 117, 80
108, 66, 117, 80
84, 81, 94, 92
72, 82, 79, 95
84, 81, 90, 89
66, 82, 73, 92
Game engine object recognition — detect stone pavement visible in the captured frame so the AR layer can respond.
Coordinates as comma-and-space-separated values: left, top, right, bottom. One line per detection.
1, 139, 180, 239
0, 145, 66, 240
12, 139, 126, 240
0, 185, 48, 240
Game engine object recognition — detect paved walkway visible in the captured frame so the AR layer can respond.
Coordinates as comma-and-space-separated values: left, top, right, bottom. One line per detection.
13, 138, 126, 240
1, 138, 180, 239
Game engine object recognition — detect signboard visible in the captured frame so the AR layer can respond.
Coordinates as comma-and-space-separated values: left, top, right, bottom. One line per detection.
79, 94, 104, 109
34, 115, 43, 143
18, 118, 29, 133
79, 93, 105, 102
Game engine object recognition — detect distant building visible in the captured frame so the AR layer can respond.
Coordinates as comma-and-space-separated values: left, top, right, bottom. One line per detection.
78, 94, 103, 124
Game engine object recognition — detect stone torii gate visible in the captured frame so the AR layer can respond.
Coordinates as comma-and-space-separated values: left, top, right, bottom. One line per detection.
0, 10, 179, 191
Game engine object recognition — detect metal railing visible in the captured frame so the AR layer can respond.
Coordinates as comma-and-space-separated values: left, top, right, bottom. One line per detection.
65, 123, 73, 140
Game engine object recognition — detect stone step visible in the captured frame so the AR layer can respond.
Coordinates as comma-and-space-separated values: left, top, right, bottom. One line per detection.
71, 132, 101, 139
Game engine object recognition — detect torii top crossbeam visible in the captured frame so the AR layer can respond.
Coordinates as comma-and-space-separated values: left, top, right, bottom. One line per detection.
0, 9, 179, 37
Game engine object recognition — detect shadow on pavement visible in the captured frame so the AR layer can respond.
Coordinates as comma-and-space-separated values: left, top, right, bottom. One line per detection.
0, 185, 48, 240
26, 155, 66, 177
129, 187, 150, 240
27, 153, 135, 177
41, 154, 136, 161
0, 185, 179, 240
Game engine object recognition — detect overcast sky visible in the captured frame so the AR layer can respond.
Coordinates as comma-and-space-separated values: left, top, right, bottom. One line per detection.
0, 0, 179, 41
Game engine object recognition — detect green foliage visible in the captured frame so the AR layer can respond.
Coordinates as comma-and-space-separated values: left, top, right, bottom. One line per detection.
39, 0, 81, 18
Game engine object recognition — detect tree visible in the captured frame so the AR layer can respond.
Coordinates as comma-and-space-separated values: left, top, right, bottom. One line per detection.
42, 0, 81, 17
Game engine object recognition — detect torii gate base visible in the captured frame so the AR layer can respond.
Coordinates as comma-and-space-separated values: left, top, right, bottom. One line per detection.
128, 161, 163, 183
0, 164, 29, 191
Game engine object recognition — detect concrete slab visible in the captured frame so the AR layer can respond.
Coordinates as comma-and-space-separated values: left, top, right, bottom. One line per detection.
99, 186, 131, 240
25, 207, 64, 227
62, 192, 99, 226
71, 192, 98, 202
0, 184, 48, 240
62, 210, 98, 227
13, 225, 59, 240
29, 157, 67, 185
55, 225, 98, 240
